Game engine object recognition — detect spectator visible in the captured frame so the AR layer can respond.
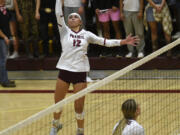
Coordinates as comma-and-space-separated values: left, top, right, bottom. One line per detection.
0, 0, 16, 87
144, 0, 173, 56
167, 0, 180, 39
63, 0, 86, 28
35, 0, 60, 57
84, 0, 103, 57
120, 0, 145, 58
93, 0, 122, 57
88, 0, 103, 37
18, 0, 39, 58
5, 0, 22, 59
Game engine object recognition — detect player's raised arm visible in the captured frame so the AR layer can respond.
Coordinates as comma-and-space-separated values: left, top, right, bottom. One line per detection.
87, 31, 139, 47
55, 0, 67, 32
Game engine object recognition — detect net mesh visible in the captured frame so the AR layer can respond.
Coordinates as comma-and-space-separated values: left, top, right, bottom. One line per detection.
0, 39, 180, 135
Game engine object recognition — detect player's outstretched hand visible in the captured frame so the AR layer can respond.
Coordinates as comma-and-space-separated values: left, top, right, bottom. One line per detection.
121, 34, 140, 46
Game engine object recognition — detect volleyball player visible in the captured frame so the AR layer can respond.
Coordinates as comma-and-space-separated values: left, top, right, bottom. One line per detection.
112, 99, 145, 135
50, 0, 139, 135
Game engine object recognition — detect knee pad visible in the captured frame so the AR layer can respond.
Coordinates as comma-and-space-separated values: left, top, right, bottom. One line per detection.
75, 112, 85, 120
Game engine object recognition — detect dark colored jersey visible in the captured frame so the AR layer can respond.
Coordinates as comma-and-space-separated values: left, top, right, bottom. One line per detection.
0, 7, 11, 39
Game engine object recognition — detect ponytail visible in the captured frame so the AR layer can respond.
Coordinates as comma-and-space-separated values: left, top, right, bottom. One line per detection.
113, 118, 127, 135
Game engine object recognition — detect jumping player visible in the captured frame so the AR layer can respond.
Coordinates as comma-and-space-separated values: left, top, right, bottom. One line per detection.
50, 0, 139, 135
112, 99, 145, 135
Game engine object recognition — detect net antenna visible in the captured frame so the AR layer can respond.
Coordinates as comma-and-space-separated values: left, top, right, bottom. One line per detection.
0, 38, 180, 135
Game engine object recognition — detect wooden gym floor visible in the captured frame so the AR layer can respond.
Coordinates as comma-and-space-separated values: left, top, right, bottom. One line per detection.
0, 79, 180, 135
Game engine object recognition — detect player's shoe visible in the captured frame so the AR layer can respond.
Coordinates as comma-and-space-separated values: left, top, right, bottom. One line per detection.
137, 52, 144, 58
86, 76, 93, 83
49, 120, 62, 135
9, 51, 19, 59
76, 128, 84, 135
125, 52, 133, 58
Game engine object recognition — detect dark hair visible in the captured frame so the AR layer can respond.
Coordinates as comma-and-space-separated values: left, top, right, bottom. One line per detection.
122, 99, 137, 119
113, 99, 138, 135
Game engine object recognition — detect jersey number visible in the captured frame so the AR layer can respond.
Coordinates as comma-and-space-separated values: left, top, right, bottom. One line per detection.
73, 39, 81, 47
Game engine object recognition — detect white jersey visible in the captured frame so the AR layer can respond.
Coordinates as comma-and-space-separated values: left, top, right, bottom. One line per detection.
123, 0, 140, 12
55, 0, 122, 72
113, 120, 145, 135
64, 0, 81, 7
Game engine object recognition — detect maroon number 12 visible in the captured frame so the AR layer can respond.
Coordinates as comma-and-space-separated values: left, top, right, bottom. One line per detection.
73, 39, 81, 47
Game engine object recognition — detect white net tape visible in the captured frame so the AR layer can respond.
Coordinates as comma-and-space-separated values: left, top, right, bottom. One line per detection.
0, 38, 179, 135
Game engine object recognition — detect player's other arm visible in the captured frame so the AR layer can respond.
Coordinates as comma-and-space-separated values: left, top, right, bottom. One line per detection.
87, 31, 139, 47
13, 0, 23, 22
55, 0, 67, 32
35, 0, 40, 20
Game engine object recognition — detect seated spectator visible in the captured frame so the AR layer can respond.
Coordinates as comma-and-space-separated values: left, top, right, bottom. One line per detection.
35, 0, 60, 57
93, 0, 122, 57
144, 0, 173, 56
18, 0, 39, 58
120, 0, 145, 58
5, 0, 22, 59
0, 0, 16, 87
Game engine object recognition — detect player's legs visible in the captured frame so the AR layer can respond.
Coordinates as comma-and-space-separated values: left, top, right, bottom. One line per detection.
132, 12, 145, 56
73, 82, 87, 135
123, 11, 134, 57
50, 78, 69, 135
148, 21, 158, 52
102, 21, 110, 38
9, 21, 19, 58
30, 10, 39, 57
0, 39, 8, 84
110, 10, 122, 57
111, 21, 121, 39
20, 10, 31, 57
110, 10, 121, 39
98, 11, 110, 38
53, 78, 70, 120
98, 12, 110, 56
164, 31, 172, 57
96, 14, 103, 37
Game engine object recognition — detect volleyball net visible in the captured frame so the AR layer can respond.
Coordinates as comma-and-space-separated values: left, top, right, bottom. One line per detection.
0, 38, 180, 135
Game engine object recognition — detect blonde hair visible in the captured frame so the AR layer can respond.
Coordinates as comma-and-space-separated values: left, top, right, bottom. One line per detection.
113, 99, 137, 135
113, 118, 127, 135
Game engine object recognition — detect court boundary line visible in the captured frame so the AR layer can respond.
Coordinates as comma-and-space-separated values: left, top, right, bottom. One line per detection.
0, 90, 180, 93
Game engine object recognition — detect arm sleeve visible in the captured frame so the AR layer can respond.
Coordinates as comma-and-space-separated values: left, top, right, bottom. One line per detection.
87, 31, 121, 47
55, 0, 68, 35
135, 126, 145, 135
